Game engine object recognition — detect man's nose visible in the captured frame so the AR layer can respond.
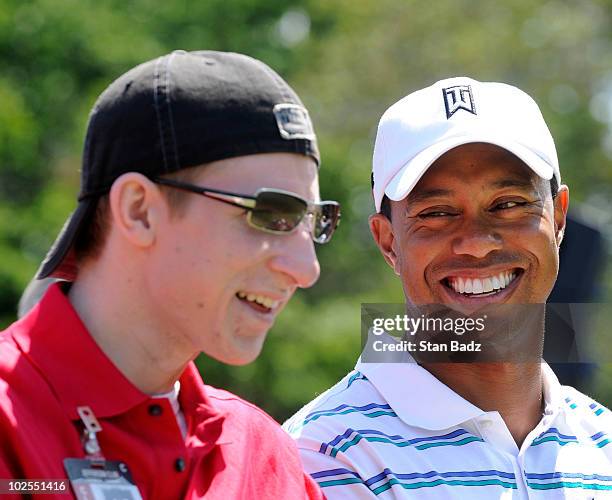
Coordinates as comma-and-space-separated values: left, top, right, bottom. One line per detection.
268, 229, 321, 289
451, 217, 503, 258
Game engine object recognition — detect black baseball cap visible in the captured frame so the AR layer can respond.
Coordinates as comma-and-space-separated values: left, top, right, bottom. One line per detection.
37, 50, 320, 280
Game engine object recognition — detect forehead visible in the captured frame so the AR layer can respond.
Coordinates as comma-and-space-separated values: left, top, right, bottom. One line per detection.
192, 152, 319, 197
410, 143, 541, 196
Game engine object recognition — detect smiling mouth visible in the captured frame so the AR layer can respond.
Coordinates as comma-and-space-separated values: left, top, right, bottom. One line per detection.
442, 269, 523, 298
236, 291, 280, 313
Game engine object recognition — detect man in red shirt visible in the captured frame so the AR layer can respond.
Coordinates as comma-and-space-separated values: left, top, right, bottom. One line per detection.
0, 50, 339, 499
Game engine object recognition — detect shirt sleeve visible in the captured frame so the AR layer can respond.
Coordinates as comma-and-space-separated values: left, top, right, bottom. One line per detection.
299, 449, 375, 499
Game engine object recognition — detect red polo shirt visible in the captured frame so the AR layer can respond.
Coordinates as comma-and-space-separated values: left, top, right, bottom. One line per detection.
0, 284, 323, 499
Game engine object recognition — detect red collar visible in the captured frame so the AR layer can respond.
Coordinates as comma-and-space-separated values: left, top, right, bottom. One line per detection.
10, 283, 222, 427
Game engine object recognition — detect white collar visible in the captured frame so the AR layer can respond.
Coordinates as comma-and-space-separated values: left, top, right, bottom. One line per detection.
152, 380, 181, 400
355, 354, 562, 431
541, 362, 562, 416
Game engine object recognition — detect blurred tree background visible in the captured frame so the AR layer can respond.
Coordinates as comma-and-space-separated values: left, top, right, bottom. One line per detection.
1, 0, 611, 421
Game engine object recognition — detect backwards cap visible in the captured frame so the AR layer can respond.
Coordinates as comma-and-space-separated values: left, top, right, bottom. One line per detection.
38, 50, 319, 280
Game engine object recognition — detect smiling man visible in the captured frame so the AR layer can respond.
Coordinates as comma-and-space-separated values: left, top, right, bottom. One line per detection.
285, 77, 612, 498
0, 51, 339, 499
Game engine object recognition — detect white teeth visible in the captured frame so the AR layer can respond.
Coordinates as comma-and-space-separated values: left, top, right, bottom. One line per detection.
447, 271, 517, 296
237, 292, 279, 309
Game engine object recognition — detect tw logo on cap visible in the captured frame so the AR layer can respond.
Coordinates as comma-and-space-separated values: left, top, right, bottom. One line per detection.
443, 85, 476, 119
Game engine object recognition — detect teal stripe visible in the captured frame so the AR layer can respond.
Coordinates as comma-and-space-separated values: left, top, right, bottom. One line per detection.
570, 403, 577, 409
304, 409, 397, 426
333, 434, 365, 456
595, 408, 604, 416
531, 435, 577, 447
330, 434, 483, 457
346, 372, 365, 388
416, 436, 484, 450
373, 478, 517, 495
528, 481, 612, 491
319, 478, 363, 488
531, 435, 610, 448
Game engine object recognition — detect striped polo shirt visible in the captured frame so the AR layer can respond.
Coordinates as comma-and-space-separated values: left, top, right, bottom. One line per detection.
284, 355, 612, 498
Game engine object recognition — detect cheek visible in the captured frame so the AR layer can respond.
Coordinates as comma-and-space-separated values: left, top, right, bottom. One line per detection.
148, 227, 222, 311
502, 218, 560, 296
533, 231, 560, 283
396, 237, 438, 297
518, 217, 559, 266
152, 257, 216, 315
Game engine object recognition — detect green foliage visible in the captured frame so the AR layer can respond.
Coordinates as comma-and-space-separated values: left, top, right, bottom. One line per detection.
0, 0, 611, 420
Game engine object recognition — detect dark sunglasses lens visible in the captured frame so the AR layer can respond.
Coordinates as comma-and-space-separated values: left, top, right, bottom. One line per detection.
251, 191, 307, 232
313, 203, 341, 243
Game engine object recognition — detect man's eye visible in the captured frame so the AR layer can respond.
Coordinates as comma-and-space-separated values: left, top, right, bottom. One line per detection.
419, 211, 455, 218
493, 201, 528, 210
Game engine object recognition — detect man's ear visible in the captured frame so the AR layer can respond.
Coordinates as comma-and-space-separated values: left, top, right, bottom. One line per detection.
369, 213, 400, 275
553, 184, 569, 246
108, 173, 165, 248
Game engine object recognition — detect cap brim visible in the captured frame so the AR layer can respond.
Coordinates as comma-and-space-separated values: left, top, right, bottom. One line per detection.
36, 199, 97, 280
384, 134, 555, 207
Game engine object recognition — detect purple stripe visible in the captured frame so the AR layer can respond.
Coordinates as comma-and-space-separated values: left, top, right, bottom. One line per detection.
537, 427, 577, 441
364, 468, 516, 487
537, 427, 607, 442
305, 403, 392, 420
526, 472, 612, 481
311, 468, 362, 480
320, 428, 470, 455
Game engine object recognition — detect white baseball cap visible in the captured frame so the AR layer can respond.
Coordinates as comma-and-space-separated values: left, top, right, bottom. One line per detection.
372, 77, 561, 212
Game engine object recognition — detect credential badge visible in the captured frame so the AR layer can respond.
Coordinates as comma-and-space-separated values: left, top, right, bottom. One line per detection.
273, 104, 315, 140
442, 85, 476, 119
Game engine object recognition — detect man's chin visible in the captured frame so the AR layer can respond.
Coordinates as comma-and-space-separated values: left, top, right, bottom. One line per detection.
406, 301, 545, 364
232, 335, 269, 366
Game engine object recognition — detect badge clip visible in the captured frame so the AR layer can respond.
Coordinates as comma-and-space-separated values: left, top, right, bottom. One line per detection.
77, 406, 104, 462
66, 407, 142, 499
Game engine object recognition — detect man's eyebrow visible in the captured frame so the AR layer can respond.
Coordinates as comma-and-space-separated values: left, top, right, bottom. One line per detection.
405, 189, 453, 206
490, 178, 535, 189
406, 179, 536, 205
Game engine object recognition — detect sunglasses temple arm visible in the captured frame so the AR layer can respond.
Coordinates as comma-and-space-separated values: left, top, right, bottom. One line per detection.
201, 192, 256, 210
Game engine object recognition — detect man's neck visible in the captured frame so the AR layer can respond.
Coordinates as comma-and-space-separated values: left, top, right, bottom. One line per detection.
421, 362, 543, 447
67, 266, 193, 395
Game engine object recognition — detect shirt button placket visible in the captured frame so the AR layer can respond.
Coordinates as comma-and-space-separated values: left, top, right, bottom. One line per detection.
174, 457, 186, 472
148, 404, 163, 416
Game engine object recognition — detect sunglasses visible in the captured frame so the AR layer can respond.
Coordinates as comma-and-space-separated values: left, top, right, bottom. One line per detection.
153, 177, 341, 244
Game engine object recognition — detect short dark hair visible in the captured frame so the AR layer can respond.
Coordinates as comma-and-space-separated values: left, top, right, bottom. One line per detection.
378, 177, 559, 221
